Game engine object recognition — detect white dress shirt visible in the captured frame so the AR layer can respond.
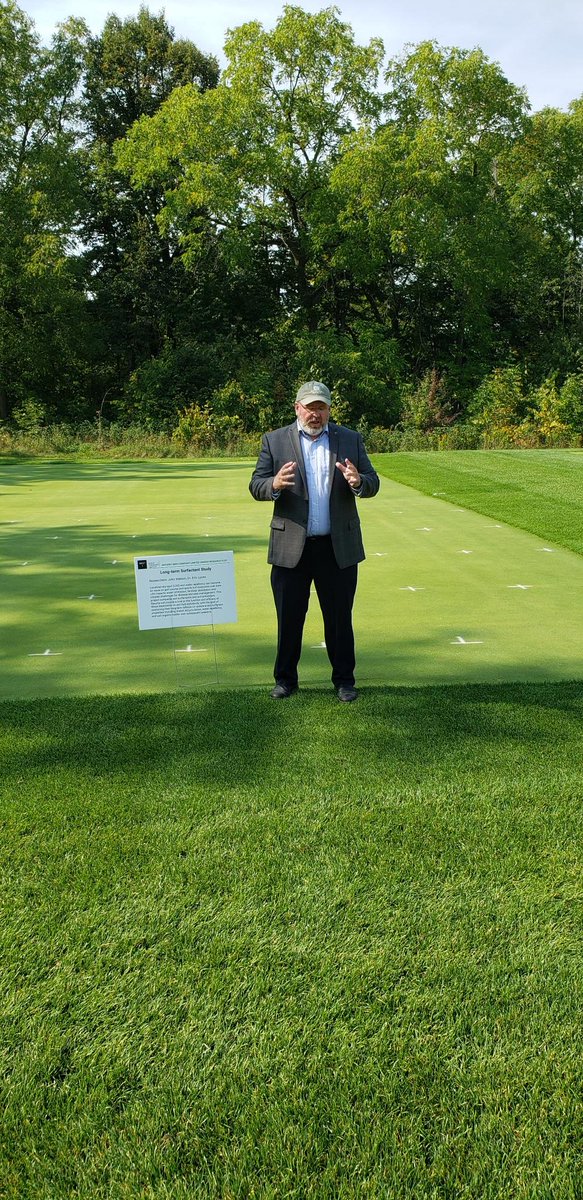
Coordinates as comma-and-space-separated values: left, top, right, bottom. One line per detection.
300, 426, 331, 536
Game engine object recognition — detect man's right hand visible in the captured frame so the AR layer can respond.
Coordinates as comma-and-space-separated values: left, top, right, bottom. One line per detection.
273, 461, 296, 490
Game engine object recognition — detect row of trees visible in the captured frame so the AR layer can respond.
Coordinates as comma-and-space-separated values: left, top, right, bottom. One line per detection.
2, 1, 583, 438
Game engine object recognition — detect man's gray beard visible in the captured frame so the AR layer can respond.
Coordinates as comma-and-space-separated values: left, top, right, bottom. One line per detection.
297, 416, 327, 436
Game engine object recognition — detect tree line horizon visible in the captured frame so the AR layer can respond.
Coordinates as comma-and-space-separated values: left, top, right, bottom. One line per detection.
2, 0, 583, 446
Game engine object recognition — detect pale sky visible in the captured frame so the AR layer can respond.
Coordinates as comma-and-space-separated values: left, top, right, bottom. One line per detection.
22, 0, 583, 113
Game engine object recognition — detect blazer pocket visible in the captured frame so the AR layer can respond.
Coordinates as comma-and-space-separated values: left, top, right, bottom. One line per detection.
271, 516, 286, 530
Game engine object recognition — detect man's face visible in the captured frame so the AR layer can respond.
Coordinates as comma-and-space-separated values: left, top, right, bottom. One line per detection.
295, 399, 329, 435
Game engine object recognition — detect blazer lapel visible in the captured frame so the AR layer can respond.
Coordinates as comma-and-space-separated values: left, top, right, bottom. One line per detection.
288, 423, 307, 495
327, 423, 339, 493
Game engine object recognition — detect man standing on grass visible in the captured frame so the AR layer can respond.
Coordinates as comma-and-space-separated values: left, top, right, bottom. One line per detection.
249, 381, 380, 702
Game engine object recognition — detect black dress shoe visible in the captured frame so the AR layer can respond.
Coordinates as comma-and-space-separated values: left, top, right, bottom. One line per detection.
270, 683, 298, 699
337, 686, 358, 702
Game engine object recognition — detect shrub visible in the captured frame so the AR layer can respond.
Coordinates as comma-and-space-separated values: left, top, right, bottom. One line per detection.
437, 423, 482, 450
12, 399, 52, 432
558, 374, 583, 434
209, 380, 275, 433
366, 426, 401, 453
400, 369, 457, 431
470, 367, 527, 436
172, 404, 244, 451
526, 376, 570, 442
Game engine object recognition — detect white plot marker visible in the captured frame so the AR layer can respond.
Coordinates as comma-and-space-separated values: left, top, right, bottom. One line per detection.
374, 552, 387, 557
400, 586, 425, 592
110, 560, 120, 565
458, 550, 473, 555
451, 636, 483, 645
46, 536, 60, 540
537, 548, 555, 553
416, 527, 432, 532
508, 584, 532, 590
487, 525, 503, 529
28, 649, 62, 657
175, 645, 207, 653
78, 594, 97, 600
433, 491, 446, 496
311, 641, 327, 648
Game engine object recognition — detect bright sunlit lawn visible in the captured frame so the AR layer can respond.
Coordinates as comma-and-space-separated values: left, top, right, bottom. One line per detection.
0, 449, 582, 1198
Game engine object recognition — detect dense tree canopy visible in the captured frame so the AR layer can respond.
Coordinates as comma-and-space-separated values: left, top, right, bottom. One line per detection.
0, 0, 89, 419
1, 1, 583, 437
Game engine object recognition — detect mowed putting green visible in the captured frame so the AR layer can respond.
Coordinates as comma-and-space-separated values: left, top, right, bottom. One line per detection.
1, 456, 582, 700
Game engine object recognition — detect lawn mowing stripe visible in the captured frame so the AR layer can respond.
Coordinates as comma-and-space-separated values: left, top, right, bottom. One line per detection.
374, 448, 583, 556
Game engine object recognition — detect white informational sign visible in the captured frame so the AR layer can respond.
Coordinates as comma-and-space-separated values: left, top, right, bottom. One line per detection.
134, 551, 237, 631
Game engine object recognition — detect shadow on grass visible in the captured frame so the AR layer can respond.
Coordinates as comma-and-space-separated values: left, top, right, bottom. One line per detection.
0, 681, 581, 795
2, 522, 265, 571
0, 459, 252, 487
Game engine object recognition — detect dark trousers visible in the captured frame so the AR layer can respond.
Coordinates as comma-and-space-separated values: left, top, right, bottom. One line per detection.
270, 535, 358, 689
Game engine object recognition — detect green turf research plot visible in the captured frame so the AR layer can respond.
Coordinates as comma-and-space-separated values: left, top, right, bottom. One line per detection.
1, 456, 582, 699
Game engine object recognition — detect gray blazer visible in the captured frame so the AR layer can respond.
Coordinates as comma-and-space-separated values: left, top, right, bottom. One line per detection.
249, 421, 380, 569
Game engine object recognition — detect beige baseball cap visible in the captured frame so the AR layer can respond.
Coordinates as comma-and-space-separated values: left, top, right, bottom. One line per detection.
295, 381, 331, 406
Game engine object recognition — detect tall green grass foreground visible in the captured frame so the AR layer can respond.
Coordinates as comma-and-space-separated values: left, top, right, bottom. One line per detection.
1, 682, 582, 1199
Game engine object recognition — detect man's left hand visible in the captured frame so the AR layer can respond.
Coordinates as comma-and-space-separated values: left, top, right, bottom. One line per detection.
336, 458, 361, 489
